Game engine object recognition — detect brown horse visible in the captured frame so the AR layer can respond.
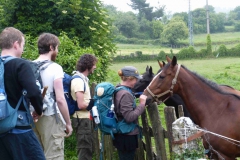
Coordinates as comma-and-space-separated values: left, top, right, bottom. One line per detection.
143, 56, 240, 159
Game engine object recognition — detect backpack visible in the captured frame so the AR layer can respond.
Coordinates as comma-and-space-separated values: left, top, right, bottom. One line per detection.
28, 60, 63, 124
63, 72, 86, 115
28, 60, 55, 111
0, 56, 29, 134
28, 60, 53, 90
92, 82, 138, 160
92, 82, 137, 137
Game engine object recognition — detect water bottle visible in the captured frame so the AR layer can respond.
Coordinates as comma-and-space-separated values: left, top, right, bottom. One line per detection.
107, 104, 115, 118
92, 106, 100, 124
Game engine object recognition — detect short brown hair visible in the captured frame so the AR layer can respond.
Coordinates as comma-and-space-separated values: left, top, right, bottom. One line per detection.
37, 33, 60, 54
76, 54, 97, 72
0, 27, 24, 49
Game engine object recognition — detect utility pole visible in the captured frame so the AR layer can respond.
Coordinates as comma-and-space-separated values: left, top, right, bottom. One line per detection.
188, 0, 194, 46
206, 0, 210, 34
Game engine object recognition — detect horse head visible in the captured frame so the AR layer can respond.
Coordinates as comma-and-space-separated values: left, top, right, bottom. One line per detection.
133, 65, 154, 95
144, 56, 180, 104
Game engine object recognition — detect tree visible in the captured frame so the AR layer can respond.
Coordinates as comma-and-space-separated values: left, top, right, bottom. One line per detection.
173, 12, 188, 25
128, 0, 164, 21
1, 0, 116, 82
192, 8, 206, 34
152, 20, 163, 39
233, 6, 240, 20
114, 12, 139, 38
206, 34, 212, 56
234, 22, 240, 31
161, 17, 188, 45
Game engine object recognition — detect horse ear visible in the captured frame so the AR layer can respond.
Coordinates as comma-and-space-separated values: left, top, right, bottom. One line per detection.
146, 65, 149, 71
157, 60, 162, 68
162, 61, 165, 66
149, 66, 153, 75
166, 55, 171, 63
171, 56, 177, 66
158, 61, 163, 68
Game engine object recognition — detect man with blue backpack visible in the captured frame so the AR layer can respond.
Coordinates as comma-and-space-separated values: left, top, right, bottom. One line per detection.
0, 27, 45, 159
71, 54, 97, 160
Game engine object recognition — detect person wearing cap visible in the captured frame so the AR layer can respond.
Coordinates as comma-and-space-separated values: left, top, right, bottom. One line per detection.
113, 66, 147, 160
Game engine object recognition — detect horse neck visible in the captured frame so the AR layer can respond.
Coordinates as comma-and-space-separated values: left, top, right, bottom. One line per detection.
175, 69, 224, 125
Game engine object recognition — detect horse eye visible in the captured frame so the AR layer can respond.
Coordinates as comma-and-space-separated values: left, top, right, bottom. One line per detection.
159, 75, 164, 79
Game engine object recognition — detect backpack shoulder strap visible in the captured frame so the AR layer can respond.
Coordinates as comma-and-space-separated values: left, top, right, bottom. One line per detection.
37, 60, 53, 72
115, 86, 133, 95
71, 74, 86, 92
1, 56, 16, 64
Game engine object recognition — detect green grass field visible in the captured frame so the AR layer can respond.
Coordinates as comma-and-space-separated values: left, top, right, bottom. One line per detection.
115, 32, 240, 56
108, 57, 240, 89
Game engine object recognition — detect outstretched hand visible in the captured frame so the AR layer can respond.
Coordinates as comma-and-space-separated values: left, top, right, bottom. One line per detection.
139, 94, 147, 106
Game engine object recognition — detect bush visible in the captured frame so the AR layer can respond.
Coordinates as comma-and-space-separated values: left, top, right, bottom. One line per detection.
234, 22, 240, 31
135, 51, 142, 57
158, 50, 166, 60
218, 44, 227, 57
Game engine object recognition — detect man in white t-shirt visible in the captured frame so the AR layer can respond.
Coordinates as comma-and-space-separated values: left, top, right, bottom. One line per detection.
33, 33, 73, 160
71, 54, 97, 160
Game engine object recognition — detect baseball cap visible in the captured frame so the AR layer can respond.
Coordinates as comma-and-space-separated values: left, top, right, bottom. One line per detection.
120, 66, 141, 79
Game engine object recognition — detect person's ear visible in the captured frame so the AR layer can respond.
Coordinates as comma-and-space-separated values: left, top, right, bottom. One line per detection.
50, 45, 54, 51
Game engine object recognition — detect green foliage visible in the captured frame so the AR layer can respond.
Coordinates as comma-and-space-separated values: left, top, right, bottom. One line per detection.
161, 17, 188, 45
135, 51, 142, 57
114, 12, 139, 38
22, 32, 111, 83
158, 50, 166, 59
152, 20, 164, 39
234, 22, 240, 31
1, 0, 116, 83
206, 34, 212, 56
218, 44, 227, 56
128, 0, 164, 21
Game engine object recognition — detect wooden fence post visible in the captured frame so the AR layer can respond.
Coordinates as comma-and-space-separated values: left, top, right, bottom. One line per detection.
178, 105, 184, 117
164, 106, 177, 157
147, 102, 167, 160
135, 118, 145, 160
141, 110, 153, 160
103, 135, 115, 160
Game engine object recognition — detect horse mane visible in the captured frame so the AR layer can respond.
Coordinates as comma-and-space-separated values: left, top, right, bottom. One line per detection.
181, 65, 240, 99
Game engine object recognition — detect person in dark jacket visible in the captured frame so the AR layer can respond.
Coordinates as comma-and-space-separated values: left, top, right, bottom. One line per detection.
113, 66, 147, 160
0, 27, 45, 160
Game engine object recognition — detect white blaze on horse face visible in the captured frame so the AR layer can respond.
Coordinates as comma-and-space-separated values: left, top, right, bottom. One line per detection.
147, 71, 162, 88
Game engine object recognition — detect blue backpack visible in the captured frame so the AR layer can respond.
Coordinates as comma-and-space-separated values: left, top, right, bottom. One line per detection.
93, 82, 137, 137
92, 82, 138, 160
0, 56, 29, 134
63, 73, 86, 115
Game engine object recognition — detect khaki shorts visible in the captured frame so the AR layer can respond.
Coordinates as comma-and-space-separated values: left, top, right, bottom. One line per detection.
33, 114, 66, 160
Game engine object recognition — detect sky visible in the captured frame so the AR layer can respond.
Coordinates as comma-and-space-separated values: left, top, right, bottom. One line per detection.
101, 0, 237, 14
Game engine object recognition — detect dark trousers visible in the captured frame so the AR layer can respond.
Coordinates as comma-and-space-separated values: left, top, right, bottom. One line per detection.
72, 117, 93, 160
118, 149, 136, 160
113, 134, 138, 160
0, 130, 45, 160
